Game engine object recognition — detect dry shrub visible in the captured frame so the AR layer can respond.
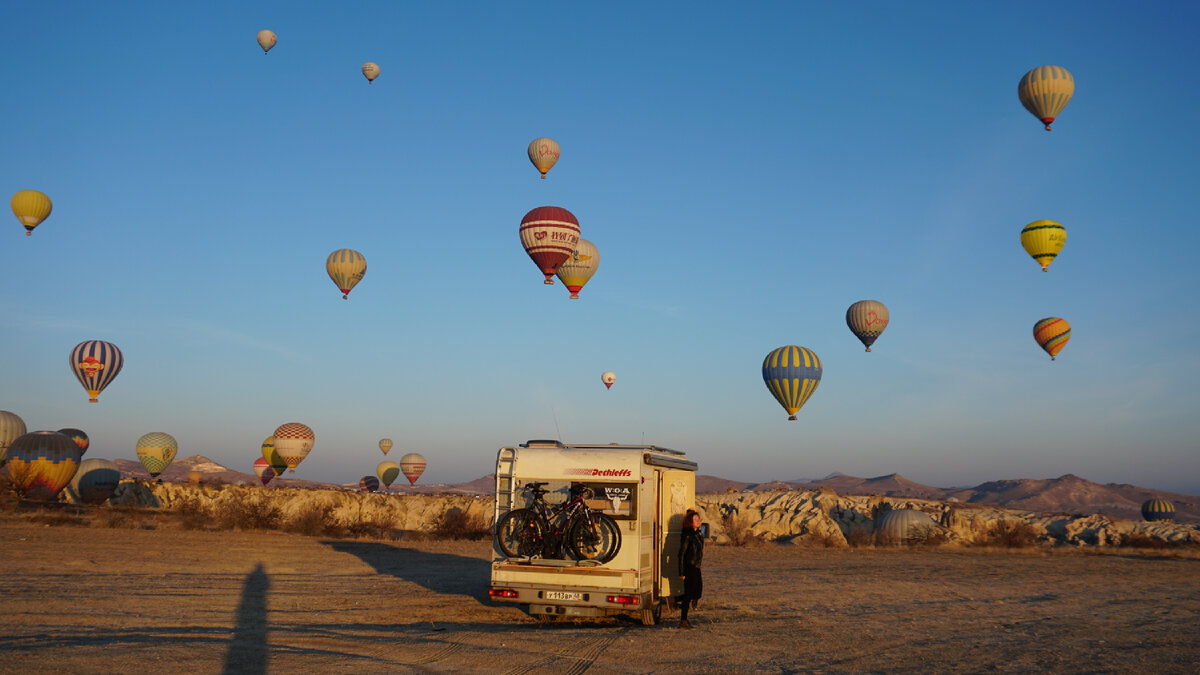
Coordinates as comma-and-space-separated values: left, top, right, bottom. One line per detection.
174, 495, 212, 531
212, 495, 281, 531
430, 508, 491, 540
972, 519, 1040, 548
720, 512, 766, 547
845, 527, 875, 548
1118, 532, 1200, 551
285, 503, 341, 537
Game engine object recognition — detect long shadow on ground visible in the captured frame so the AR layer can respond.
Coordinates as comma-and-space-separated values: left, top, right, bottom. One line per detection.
320, 540, 491, 603
222, 564, 269, 675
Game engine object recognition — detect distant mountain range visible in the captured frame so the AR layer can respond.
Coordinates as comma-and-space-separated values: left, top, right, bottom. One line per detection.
115, 456, 1198, 523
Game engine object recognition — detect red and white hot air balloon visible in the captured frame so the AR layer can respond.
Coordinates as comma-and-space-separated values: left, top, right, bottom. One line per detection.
399, 452, 426, 485
519, 206, 580, 284
601, 371, 616, 389
253, 457, 275, 486
272, 423, 315, 473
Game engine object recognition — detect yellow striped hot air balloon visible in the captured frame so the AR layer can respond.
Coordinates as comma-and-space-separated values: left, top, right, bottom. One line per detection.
556, 238, 600, 299
527, 138, 560, 178
11, 190, 52, 236
1033, 317, 1071, 360
326, 249, 367, 299
1018, 65, 1074, 131
1020, 220, 1067, 272
378, 438, 393, 455
257, 30, 277, 54
762, 346, 823, 421
362, 62, 380, 83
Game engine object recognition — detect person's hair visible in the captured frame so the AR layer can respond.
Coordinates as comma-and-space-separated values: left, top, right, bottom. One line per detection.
683, 509, 700, 530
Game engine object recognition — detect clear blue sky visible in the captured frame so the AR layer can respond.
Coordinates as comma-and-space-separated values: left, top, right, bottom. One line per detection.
3, 2, 1198, 493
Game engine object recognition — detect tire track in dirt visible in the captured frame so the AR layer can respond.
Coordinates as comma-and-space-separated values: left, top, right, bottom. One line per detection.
500, 627, 629, 675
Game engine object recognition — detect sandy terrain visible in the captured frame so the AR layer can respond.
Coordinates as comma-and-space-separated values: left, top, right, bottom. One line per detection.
1, 519, 1198, 674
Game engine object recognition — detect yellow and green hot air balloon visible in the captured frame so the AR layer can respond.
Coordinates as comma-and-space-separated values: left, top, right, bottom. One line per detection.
1018, 65, 1074, 131
326, 249, 367, 299
377, 460, 400, 488
11, 190, 52, 236
135, 432, 178, 478
762, 346, 823, 420
1021, 220, 1067, 272
261, 436, 287, 477
1033, 317, 1071, 360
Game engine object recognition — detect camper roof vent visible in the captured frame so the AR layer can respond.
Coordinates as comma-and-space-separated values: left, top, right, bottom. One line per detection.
521, 439, 565, 448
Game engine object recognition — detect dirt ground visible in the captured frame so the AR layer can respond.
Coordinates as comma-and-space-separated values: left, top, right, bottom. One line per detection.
1, 519, 1198, 674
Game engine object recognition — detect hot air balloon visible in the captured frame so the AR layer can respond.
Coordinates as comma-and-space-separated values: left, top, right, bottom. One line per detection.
188, 471, 203, 484
71, 458, 121, 504
378, 438, 393, 455
362, 62, 380, 83
0, 410, 27, 467
253, 457, 275, 486
257, 30, 277, 54
359, 475, 381, 493
261, 436, 287, 477
556, 238, 600, 299
56, 428, 89, 457
326, 249, 367, 299
377, 460, 400, 488
135, 432, 178, 478
6, 431, 81, 500
1141, 498, 1175, 522
762, 346, 823, 421
520, 206, 580, 284
69, 340, 124, 403
11, 190, 52, 236
1033, 317, 1071, 360
399, 452, 426, 485
527, 138, 561, 179
875, 508, 940, 544
602, 371, 616, 389
1018, 65, 1074, 131
1020, 220, 1067, 272
846, 300, 890, 352
273, 423, 314, 473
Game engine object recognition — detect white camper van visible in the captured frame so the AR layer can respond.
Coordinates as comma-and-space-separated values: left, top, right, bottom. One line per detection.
488, 440, 698, 624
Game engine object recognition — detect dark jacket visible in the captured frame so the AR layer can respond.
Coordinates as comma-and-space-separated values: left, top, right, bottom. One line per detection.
678, 526, 704, 574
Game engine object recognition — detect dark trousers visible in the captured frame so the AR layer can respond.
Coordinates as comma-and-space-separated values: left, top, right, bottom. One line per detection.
679, 565, 702, 620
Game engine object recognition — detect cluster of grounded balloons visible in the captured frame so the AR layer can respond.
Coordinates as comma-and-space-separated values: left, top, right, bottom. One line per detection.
0, 411, 142, 504
762, 66, 1076, 421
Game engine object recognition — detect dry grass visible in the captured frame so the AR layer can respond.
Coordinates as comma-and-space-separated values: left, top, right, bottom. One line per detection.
719, 512, 768, 547
970, 519, 1041, 548
429, 508, 491, 540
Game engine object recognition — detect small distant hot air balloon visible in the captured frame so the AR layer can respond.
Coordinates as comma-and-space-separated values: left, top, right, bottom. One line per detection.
253, 457, 275, 486
257, 30, 277, 54
71, 458, 121, 504
602, 371, 616, 389
846, 300, 890, 352
135, 432, 178, 478
762, 346, 823, 421
527, 138, 561, 179
69, 340, 124, 403
261, 436, 287, 477
1141, 498, 1175, 522
326, 249, 367, 299
273, 423, 314, 473
11, 190, 52, 236
359, 475, 381, 492
0, 410, 27, 467
378, 438, 393, 455
1033, 317, 1071, 360
556, 238, 600, 299
399, 452, 426, 485
56, 428, 89, 457
520, 206, 580, 284
188, 471, 203, 484
362, 62, 380, 83
1018, 65, 1074, 131
6, 431, 81, 500
377, 460, 400, 488
1020, 220, 1067, 272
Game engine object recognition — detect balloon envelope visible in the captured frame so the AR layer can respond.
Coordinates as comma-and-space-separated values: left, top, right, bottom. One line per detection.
556, 238, 600, 299
69, 340, 124, 403
1033, 317, 1071, 360
135, 432, 178, 478
56, 428, 89, 456
519, 206, 580, 284
359, 475, 380, 493
875, 509, 939, 543
362, 62, 380, 82
1020, 220, 1067, 272
253, 457, 275, 486
261, 436, 287, 477
399, 452, 426, 485
527, 137, 561, 178
6, 431, 81, 500
187, 471, 203, 484
378, 438, 393, 455
273, 423, 314, 473
377, 460, 400, 487
71, 458, 121, 504
326, 249, 367, 299
11, 190, 52, 235
1141, 498, 1175, 522
602, 371, 616, 389
762, 346, 823, 420
1018, 65, 1074, 131
0, 410, 27, 467
257, 30, 277, 53
846, 300, 890, 352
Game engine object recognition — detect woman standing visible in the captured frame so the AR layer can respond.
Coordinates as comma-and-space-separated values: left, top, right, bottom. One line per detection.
677, 509, 704, 629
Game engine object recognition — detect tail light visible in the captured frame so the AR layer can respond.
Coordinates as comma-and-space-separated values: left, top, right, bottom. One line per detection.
606, 595, 639, 605
489, 588, 519, 599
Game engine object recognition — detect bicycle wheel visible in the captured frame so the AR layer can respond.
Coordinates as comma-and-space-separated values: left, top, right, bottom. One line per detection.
495, 509, 544, 558
567, 511, 621, 562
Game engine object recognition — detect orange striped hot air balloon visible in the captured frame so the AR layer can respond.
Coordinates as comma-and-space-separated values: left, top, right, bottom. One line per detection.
519, 206, 580, 284
1033, 317, 1071, 360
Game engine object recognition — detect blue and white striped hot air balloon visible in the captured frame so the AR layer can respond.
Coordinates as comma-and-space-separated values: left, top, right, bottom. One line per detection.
762, 346, 823, 421
69, 340, 124, 403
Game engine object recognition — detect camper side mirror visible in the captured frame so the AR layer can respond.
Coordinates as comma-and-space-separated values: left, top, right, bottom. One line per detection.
700, 523, 710, 539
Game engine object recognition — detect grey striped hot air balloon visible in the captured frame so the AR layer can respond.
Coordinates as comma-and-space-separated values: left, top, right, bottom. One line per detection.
875, 508, 939, 544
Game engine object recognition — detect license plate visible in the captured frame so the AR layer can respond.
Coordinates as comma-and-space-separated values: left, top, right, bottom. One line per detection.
543, 591, 583, 601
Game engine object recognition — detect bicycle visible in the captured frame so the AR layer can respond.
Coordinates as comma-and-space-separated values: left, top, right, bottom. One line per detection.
495, 481, 622, 563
